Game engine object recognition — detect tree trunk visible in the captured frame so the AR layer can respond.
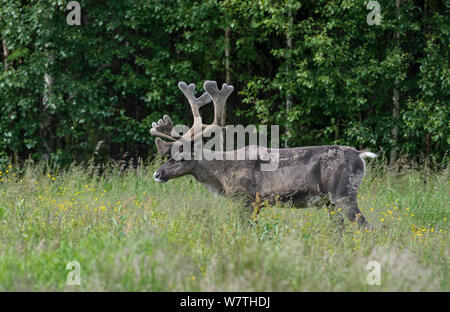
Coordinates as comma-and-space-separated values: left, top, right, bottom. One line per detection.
222, 26, 231, 126
285, 10, 293, 148
2, 37, 9, 70
390, 80, 400, 165
334, 116, 340, 141
390, 0, 401, 165
423, 0, 431, 166
40, 42, 55, 158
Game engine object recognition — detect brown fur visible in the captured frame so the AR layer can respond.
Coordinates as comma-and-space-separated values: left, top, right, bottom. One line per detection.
154, 145, 373, 228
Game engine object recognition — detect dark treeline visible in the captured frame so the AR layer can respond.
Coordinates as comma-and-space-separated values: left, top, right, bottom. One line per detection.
0, 0, 448, 166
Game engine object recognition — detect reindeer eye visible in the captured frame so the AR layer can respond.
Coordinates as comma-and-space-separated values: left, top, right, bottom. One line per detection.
168, 157, 184, 164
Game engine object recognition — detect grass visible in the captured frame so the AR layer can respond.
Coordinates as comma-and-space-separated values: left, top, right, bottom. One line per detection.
0, 159, 448, 291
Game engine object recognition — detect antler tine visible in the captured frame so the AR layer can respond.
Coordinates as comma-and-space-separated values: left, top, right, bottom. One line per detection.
150, 115, 180, 141
204, 80, 234, 126
150, 115, 180, 157
178, 82, 212, 126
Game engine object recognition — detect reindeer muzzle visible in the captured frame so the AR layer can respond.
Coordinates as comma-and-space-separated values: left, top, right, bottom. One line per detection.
153, 171, 167, 183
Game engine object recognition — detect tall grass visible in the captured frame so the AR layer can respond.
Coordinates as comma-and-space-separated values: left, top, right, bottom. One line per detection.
0, 159, 448, 291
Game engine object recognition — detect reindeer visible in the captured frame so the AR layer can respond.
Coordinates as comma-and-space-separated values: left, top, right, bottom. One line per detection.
151, 81, 377, 228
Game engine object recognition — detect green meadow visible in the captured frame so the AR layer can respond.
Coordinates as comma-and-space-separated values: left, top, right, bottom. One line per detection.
0, 160, 448, 291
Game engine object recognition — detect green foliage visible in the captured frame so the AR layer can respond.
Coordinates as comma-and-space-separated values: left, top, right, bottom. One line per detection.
0, 0, 448, 165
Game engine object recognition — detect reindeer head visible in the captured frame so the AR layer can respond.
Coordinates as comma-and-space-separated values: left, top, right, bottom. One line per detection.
151, 81, 234, 183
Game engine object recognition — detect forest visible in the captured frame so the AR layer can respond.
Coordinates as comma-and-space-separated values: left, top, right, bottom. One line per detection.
0, 0, 449, 293
0, 0, 448, 165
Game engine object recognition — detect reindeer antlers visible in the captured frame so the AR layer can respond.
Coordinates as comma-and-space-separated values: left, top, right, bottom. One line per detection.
150, 80, 234, 157
150, 115, 178, 141
204, 80, 234, 127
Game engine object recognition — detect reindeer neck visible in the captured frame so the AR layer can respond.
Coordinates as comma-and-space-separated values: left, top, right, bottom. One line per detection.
190, 159, 229, 194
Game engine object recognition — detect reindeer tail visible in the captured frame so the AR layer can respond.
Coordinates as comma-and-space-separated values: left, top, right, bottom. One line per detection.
358, 150, 377, 175
358, 150, 377, 159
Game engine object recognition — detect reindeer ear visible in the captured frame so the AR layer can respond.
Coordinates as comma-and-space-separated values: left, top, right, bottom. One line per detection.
155, 138, 173, 157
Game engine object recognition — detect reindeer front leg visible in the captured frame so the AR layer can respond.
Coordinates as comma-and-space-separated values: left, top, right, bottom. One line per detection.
251, 192, 263, 220
237, 193, 262, 226
335, 196, 371, 229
